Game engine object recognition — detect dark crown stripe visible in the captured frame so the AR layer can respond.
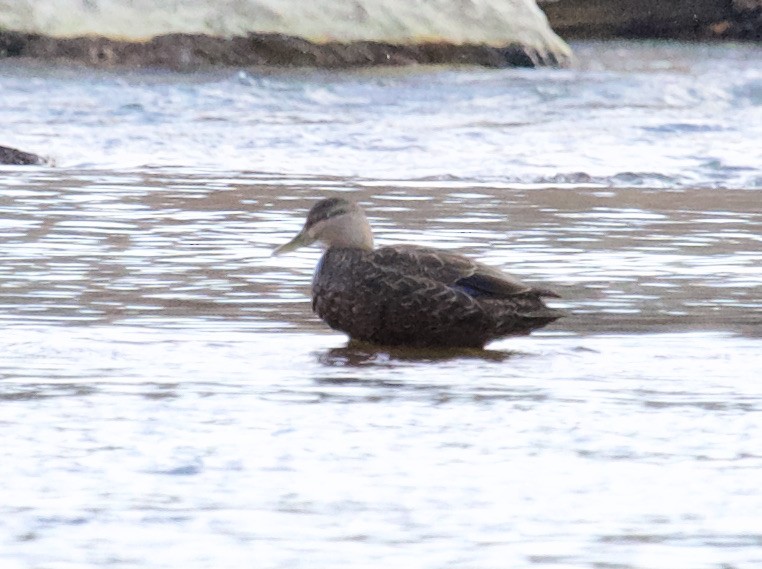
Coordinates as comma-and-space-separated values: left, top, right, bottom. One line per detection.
306, 198, 352, 226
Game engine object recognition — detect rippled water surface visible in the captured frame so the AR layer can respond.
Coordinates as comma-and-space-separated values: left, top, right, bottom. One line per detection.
1, 41, 761, 569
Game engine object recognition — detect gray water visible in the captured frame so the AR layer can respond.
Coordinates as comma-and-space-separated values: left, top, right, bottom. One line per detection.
1, 41, 761, 569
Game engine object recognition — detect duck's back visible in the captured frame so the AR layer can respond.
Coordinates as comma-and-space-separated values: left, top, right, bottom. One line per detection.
312, 246, 563, 348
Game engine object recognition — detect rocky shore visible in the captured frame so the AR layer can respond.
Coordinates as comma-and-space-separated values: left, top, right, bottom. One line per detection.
0, 31, 569, 69
539, 0, 761, 41
0, 1, 758, 72
0, 0, 572, 69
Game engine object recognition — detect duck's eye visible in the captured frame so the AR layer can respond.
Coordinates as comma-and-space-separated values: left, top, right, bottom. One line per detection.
324, 207, 348, 220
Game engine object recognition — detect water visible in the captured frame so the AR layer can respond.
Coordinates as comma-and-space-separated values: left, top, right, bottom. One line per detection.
1, 41, 761, 568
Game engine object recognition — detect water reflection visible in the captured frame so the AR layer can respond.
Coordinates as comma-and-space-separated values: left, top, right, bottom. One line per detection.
1, 170, 760, 336
318, 343, 518, 366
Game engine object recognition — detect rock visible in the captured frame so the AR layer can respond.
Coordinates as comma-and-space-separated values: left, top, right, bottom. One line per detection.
0, 145, 46, 165
0, 0, 571, 68
538, 0, 761, 40
0, 31, 569, 69
726, 0, 762, 40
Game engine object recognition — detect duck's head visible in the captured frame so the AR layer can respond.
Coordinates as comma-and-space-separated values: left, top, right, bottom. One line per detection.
273, 197, 374, 255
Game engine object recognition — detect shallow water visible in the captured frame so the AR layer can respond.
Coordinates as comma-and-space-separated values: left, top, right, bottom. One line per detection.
1, 41, 762, 569
3, 41, 762, 186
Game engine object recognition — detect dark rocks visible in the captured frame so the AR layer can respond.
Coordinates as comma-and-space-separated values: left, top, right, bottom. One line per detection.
0, 145, 46, 166
538, 0, 761, 40
726, 0, 762, 40
0, 31, 569, 69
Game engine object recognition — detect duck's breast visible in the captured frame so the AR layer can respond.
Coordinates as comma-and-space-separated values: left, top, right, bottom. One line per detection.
312, 248, 383, 341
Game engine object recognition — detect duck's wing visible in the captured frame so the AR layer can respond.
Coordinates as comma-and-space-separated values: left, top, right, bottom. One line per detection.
373, 245, 559, 299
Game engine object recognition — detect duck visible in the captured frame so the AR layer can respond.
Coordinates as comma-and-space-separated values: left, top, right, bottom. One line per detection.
273, 197, 565, 348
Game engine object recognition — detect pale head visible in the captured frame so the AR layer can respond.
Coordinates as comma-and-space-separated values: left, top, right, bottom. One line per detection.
272, 197, 374, 255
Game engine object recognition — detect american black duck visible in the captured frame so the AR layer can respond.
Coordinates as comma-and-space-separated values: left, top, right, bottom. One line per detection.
273, 197, 565, 348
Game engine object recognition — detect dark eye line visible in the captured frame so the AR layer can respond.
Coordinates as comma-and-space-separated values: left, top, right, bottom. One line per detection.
324, 208, 347, 220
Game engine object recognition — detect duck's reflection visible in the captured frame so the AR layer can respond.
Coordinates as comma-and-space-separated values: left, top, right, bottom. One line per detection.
316, 340, 520, 367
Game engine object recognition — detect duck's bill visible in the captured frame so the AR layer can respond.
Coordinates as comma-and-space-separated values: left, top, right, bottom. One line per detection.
272, 230, 314, 256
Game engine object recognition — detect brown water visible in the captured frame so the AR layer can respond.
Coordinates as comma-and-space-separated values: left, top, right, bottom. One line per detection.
1, 171, 759, 333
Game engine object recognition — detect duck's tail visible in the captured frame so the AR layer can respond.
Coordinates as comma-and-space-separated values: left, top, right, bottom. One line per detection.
491, 303, 567, 338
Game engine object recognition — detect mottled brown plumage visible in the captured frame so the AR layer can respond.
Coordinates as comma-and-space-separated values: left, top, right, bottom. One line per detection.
274, 197, 565, 348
